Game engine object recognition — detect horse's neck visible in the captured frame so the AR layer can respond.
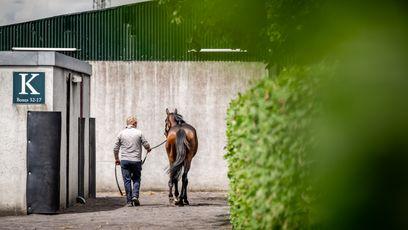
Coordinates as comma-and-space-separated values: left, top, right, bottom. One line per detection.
169, 119, 178, 128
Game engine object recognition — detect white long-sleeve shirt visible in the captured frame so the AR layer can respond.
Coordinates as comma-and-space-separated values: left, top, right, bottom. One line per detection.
113, 126, 150, 162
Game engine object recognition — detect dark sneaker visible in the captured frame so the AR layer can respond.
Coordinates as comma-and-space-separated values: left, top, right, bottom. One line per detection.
126, 202, 133, 207
132, 197, 140, 206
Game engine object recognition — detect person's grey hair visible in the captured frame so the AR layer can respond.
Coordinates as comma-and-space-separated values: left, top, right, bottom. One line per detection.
126, 115, 137, 126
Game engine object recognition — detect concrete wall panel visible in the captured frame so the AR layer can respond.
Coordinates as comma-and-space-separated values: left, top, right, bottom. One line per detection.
90, 61, 267, 192
0, 67, 54, 215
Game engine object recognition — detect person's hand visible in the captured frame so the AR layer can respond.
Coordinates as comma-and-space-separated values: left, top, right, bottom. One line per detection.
115, 159, 120, 165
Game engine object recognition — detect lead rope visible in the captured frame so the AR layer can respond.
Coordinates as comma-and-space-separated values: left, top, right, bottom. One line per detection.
142, 140, 167, 165
114, 164, 124, 196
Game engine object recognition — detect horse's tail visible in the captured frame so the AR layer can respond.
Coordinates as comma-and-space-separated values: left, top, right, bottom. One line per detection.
169, 129, 189, 180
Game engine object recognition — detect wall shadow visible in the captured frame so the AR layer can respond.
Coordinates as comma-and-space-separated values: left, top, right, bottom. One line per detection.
62, 197, 124, 214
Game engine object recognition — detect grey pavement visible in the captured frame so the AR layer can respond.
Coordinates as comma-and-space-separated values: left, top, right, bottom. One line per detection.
0, 192, 231, 230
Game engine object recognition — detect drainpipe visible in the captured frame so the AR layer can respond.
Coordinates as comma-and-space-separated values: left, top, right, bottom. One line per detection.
80, 77, 83, 119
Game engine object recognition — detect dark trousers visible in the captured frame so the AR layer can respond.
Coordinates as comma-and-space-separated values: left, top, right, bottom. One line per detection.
120, 160, 142, 203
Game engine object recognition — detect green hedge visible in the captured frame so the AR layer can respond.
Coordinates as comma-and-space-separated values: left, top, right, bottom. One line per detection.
225, 66, 326, 229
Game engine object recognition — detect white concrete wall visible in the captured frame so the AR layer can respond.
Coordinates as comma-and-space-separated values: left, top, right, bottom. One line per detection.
0, 67, 54, 215
90, 61, 267, 192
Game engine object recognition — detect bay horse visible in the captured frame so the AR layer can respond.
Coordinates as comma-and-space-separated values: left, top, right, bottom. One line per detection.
164, 108, 198, 206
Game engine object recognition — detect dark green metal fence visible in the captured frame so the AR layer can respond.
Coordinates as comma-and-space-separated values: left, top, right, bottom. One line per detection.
0, 1, 257, 61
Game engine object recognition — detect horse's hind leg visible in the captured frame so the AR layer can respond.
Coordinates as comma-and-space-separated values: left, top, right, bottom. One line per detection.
167, 143, 176, 204
174, 178, 179, 201
168, 176, 174, 204
175, 162, 189, 206
180, 160, 191, 205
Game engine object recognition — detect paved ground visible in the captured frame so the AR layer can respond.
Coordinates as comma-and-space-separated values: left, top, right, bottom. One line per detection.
0, 192, 231, 230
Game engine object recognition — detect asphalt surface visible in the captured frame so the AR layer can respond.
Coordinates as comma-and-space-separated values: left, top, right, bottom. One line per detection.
0, 192, 231, 230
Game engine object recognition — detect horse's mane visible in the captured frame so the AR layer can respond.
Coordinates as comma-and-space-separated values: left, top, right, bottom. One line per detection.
174, 113, 186, 125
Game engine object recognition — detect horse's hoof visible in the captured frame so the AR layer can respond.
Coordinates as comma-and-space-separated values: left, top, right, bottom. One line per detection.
169, 197, 174, 204
183, 199, 190, 205
175, 199, 184, 206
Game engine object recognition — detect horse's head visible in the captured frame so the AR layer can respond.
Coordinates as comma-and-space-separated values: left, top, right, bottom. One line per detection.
164, 108, 186, 136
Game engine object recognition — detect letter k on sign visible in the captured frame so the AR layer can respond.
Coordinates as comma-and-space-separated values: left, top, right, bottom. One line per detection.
19, 73, 40, 95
